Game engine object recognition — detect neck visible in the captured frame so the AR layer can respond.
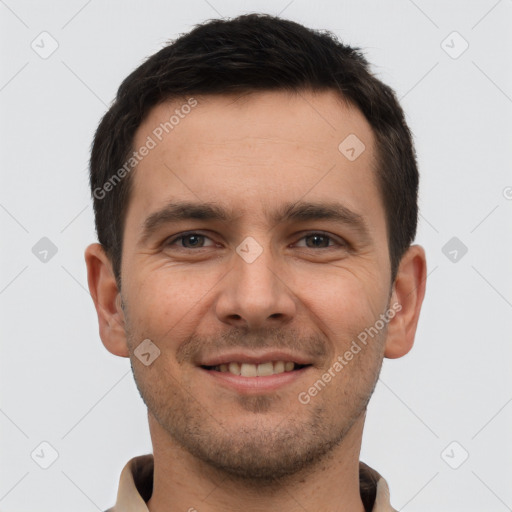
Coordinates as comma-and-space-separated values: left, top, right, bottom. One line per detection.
147, 413, 367, 512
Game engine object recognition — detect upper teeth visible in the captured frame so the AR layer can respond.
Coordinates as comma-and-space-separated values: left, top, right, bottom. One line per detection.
214, 361, 296, 376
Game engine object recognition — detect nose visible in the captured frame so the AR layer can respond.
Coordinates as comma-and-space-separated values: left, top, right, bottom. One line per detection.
214, 241, 297, 329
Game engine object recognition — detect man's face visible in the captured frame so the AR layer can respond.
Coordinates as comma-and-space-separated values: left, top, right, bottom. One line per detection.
120, 90, 393, 481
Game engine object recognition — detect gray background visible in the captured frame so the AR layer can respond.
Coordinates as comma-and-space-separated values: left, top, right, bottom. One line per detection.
1, 0, 511, 510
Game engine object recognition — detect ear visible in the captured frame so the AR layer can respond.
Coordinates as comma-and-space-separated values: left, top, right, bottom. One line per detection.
384, 244, 427, 359
84, 243, 129, 357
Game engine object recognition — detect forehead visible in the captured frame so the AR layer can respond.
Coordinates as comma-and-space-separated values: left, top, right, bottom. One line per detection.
127, 90, 383, 233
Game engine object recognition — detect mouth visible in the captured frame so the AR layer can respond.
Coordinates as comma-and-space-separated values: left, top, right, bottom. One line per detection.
201, 361, 311, 376
198, 357, 313, 393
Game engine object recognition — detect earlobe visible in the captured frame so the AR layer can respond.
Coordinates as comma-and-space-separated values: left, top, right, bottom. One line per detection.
384, 244, 427, 359
84, 243, 129, 358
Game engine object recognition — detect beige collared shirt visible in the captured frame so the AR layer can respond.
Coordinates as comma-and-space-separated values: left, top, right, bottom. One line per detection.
106, 454, 397, 512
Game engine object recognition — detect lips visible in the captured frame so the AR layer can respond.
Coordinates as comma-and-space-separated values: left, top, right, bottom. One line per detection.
197, 350, 313, 395
202, 360, 309, 376
198, 350, 313, 368
196, 350, 314, 393
200, 363, 311, 393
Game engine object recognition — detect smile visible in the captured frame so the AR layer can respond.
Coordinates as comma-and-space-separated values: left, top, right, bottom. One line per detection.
202, 361, 310, 376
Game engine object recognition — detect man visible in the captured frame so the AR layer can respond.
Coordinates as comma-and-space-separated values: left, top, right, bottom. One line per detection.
85, 13, 427, 512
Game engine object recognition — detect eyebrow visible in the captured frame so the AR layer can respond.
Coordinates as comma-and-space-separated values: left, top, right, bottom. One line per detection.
138, 199, 371, 245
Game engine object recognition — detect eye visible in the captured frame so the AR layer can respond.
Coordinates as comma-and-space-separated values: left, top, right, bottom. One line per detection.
294, 232, 345, 249
165, 232, 216, 249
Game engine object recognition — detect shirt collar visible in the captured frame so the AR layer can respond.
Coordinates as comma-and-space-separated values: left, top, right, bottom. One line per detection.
107, 455, 397, 512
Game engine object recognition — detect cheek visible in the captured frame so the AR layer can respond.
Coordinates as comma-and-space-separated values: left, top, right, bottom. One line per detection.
294, 265, 386, 336
125, 265, 221, 344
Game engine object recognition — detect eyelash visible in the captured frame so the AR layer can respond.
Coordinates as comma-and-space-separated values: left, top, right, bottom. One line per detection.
164, 231, 347, 250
